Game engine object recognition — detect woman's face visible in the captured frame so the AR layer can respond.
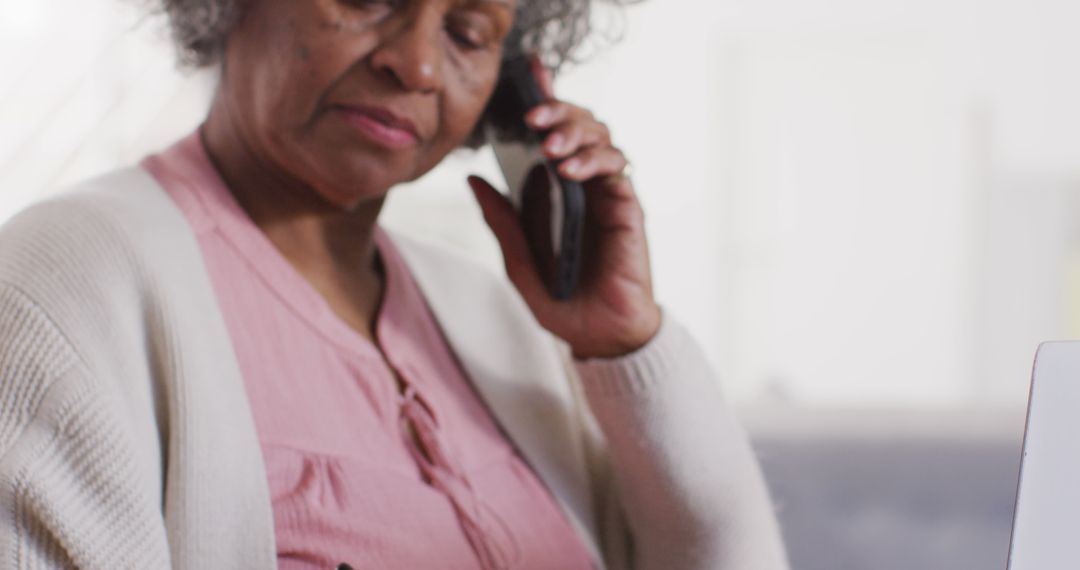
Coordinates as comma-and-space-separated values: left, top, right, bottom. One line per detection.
219, 0, 515, 209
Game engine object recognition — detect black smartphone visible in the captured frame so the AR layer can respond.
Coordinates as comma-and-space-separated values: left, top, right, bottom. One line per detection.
484, 57, 585, 300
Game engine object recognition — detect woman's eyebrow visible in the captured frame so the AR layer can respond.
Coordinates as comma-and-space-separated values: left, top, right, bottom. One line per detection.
475, 0, 514, 10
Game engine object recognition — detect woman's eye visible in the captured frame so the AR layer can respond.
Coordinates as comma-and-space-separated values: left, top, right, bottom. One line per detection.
447, 27, 484, 50
341, 0, 394, 8
445, 14, 495, 51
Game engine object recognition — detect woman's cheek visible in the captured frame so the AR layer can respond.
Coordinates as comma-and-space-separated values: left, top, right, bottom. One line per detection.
458, 70, 499, 131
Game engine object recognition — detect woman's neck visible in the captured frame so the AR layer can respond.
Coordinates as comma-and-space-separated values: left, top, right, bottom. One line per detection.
199, 101, 387, 341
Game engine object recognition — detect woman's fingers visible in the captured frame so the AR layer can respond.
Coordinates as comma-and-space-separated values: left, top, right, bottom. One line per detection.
542, 121, 611, 159
525, 101, 588, 130
558, 146, 629, 182
526, 101, 614, 165
466, 175, 547, 300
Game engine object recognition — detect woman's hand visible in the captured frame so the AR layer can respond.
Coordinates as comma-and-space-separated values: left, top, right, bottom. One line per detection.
469, 57, 661, 360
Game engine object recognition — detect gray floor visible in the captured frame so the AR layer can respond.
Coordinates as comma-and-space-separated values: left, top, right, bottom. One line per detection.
747, 409, 1025, 570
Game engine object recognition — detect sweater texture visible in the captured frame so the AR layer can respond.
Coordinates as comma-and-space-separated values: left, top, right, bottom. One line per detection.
143, 131, 595, 569
0, 165, 789, 569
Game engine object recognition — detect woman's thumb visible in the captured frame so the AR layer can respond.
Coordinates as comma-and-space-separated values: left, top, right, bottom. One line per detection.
467, 175, 545, 297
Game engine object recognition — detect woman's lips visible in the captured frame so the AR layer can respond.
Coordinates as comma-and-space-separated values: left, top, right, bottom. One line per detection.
335, 105, 419, 149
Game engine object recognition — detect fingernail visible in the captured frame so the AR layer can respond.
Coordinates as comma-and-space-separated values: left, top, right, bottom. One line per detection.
563, 159, 580, 175
546, 133, 564, 153
531, 107, 551, 126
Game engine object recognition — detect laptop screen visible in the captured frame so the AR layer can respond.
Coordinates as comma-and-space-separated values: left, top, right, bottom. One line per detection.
1007, 341, 1080, 569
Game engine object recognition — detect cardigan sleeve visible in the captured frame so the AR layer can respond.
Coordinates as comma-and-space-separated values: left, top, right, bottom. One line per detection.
0, 284, 172, 569
572, 311, 789, 570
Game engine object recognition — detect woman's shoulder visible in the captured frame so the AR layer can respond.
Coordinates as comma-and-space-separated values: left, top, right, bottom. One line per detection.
382, 229, 531, 322
384, 229, 502, 287
382, 227, 572, 377
0, 166, 209, 365
0, 166, 183, 252
0, 166, 195, 295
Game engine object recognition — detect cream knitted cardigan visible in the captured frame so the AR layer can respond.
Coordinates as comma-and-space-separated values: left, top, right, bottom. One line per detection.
0, 167, 788, 570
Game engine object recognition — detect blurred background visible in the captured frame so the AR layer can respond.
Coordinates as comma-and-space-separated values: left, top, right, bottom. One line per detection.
5, 0, 1079, 567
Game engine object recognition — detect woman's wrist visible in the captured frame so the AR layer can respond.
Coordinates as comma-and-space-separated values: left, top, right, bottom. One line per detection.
570, 303, 663, 360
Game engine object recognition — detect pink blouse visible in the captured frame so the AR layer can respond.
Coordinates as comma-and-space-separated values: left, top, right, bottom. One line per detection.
142, 131, 595, 569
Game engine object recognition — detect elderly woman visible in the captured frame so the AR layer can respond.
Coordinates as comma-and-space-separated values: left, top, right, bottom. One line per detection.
0, 0, 787, 568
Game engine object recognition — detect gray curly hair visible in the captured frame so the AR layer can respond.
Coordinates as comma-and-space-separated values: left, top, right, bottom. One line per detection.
149, 0, 639, 147
158, 0, 634, 70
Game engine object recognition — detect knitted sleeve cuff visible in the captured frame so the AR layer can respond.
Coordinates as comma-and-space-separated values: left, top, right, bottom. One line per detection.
572, 310, 708, 399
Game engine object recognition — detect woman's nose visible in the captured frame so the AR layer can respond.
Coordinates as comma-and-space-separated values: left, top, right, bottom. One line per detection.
369, 12, 444, 94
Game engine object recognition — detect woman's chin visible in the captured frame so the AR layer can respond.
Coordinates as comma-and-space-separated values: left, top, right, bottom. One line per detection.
295, 155, 406, 208
304, 175, 395, 213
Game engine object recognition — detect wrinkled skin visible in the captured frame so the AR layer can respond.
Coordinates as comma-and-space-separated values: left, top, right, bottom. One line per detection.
201, 0, 660, 357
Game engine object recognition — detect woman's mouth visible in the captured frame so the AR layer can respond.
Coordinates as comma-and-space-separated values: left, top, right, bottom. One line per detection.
335, 104, 420, 150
